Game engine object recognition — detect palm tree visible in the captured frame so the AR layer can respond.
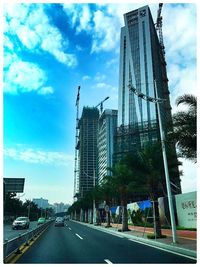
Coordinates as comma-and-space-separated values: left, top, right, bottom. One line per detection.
109, 159, 143, 232
172, 94, 197, 162
100, 175, 116, 227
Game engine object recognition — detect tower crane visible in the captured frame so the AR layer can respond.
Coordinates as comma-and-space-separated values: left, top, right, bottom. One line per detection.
95, 96, 109, 114
155, 3, 165, 60
74, 85, 80, 200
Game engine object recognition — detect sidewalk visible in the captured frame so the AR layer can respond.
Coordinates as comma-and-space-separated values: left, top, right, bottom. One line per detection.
80, 221, 197, 259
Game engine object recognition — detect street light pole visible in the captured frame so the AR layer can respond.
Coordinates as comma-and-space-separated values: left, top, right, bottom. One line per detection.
154, 80, 177, 243
128, 81, 177, 243
93, 169, 97, 225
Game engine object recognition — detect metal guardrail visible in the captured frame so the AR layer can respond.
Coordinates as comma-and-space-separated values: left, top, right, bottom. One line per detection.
3, 220, 53, 261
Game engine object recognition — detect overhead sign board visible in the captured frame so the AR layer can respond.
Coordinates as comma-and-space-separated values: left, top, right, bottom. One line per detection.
3, 178, 25, 193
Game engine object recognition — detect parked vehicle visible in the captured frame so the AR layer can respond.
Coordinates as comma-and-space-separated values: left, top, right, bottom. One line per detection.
54, 217, 64, 227
37, 217, 46, 225
12, 217, 30, 229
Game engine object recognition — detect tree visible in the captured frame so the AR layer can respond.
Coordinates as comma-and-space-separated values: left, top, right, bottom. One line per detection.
100, 175, 116, 227
109, 159, 142, 232
4, 193, 24, 218
172, 94, 197, 162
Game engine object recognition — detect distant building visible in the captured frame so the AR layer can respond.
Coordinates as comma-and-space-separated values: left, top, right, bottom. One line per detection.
98, 109, 118, 184
32, 198, 49, 209
53, 203, 70, 213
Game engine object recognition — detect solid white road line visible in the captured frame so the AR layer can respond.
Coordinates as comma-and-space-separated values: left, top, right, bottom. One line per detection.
75, 233, 83, 240
104, 259, 113, 264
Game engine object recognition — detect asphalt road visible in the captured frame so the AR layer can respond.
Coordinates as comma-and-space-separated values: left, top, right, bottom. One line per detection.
4, 221, 38, 241
17, 220, 196, 264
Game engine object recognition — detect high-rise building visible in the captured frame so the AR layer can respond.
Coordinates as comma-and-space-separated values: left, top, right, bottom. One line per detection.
98, 109, 118, 184
77, 107, 99, 198
115, 5, 181, 193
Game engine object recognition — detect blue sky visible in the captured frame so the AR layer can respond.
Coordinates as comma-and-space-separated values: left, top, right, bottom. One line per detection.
3, 2, 197, 205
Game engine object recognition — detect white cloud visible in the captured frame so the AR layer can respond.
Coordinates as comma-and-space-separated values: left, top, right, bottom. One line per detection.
91, 10, 121, 53
95, 82, 118, 101
3, 55, 51, 95
4, 3, 77, 67
162, 4, 197, 114
77, 5, 92, 33
4, 147, 74, 166
38, 86, 54, 95
95, 73, 106, 82
82, 75, 91, 81
179, 158, 197, 194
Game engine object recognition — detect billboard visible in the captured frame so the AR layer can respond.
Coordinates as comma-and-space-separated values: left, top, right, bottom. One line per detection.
175, 191, 197, 228
3, 178, 25, 193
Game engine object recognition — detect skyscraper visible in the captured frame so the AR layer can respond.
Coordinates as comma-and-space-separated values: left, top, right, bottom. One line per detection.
115, 5, 181, 193
98, 109, 118, 184
77, 107, 99, 198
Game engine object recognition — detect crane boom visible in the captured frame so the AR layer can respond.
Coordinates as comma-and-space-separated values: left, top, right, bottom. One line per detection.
95, 96, 109, 114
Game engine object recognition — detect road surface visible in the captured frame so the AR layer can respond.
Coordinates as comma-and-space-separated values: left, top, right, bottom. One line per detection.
17, 220, 196, 264
4, 221, 38, 241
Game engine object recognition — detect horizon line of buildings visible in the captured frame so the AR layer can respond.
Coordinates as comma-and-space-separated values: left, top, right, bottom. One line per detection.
32, 197, 70, 213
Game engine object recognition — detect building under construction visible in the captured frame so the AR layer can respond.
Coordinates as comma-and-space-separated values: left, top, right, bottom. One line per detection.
77, 107, 99, 198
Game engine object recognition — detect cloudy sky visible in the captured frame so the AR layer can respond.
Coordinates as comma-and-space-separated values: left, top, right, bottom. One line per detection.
3, 1, 197, 205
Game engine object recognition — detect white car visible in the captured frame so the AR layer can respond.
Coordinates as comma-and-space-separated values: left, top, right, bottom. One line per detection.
12, 217, 30, 230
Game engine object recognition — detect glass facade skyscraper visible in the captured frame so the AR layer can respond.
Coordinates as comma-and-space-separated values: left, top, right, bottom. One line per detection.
117, 6, 172, 154
116, 5, 181, 193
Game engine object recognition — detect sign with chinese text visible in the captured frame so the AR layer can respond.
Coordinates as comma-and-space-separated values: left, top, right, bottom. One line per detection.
175, 191, 196, 228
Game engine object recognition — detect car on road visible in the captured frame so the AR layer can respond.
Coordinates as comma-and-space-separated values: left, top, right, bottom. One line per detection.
12, 217, 30, 229
37, 217, 46, 225
54, 217, 65, 227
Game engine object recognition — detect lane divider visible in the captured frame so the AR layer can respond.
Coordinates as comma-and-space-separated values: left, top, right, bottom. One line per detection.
5, 226, 50, 264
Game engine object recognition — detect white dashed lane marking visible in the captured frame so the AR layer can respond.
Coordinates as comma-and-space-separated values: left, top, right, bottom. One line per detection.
75, 233, 83, 240
104, 259, 113, 264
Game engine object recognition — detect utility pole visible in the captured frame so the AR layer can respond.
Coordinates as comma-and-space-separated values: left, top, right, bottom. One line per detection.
128, 81, 177, 243
154, 80, 177, 243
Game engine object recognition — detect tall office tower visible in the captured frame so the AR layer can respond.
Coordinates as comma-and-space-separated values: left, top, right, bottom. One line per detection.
78, 107, 99, 198
115, 5, 181, 193
98, 109, 118, 185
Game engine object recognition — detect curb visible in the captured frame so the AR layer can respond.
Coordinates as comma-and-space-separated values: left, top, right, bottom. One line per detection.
72, 220, 197, 260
